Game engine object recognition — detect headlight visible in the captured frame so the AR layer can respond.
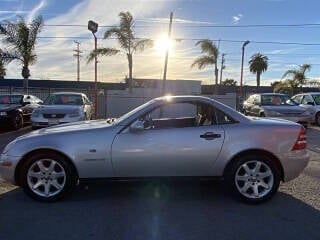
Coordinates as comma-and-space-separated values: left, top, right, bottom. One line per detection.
69, 109, 82, 118
264, 110, 282, 117
0, 112, 7, 116
2, 140, 17, 154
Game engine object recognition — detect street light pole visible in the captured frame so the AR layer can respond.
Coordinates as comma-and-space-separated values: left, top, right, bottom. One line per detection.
88, 20, 99, 119
240, 40, 250, 97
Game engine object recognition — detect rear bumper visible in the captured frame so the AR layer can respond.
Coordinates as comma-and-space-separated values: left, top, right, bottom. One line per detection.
278, 149, 309, 182
0, 116, 13, 126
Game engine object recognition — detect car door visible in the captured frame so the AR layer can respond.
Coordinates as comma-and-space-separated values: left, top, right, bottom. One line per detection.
111, 101, 225, 177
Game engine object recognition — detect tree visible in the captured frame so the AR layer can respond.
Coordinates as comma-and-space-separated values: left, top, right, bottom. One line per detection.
282, 64, 311, 91
248, 53, 268, 92
0, 16, 43, 91
191, 39, 219, 88
222, 78, 237, 86
0, 59, 5, 79
88, 12, 153, 93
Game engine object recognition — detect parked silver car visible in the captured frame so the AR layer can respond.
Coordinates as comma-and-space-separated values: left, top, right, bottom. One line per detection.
292, 92, 320, 126
243, 93, 312, 126
31, 92, 93, 129
0, 96, 309, 203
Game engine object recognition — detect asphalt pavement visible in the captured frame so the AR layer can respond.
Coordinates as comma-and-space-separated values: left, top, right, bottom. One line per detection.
0, 126, 319, 240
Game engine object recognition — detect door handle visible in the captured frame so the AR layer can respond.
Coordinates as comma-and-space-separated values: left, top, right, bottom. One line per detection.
200, 132, 221, 140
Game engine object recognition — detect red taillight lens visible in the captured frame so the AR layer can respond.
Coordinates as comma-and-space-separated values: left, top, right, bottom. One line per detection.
292, 127, 307, 151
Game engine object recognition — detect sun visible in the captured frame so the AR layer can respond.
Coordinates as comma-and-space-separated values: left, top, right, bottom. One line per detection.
155, 34, 174, 55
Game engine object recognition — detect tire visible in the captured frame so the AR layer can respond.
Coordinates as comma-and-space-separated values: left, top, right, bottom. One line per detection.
12, 113, 24, 130
21, 152, 77, 202
225, 154, 281, 204
316, 112, 320, 126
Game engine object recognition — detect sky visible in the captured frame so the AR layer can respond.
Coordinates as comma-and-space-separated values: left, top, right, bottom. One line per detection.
1, 0, 320, 86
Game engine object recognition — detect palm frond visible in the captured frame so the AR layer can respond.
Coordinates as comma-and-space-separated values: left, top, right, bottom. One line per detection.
104, 27, 129, 50
282, 69, 298, 79
249, 53, 268, 74
28, 15, 43, 49
191, 56, 215, 69
133, 39, 153, 53
87, 47, 120, 63
195, 39, 219, 58
300, 64, 311, 74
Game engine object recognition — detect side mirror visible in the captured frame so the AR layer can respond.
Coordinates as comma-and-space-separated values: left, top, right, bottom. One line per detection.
130, 120, 145, 133
307, 102, 314, 106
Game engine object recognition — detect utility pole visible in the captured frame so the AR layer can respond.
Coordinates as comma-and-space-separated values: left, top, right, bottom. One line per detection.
219, 53, 226, 84
161, 12, 173, 96
73, 41, 82, 82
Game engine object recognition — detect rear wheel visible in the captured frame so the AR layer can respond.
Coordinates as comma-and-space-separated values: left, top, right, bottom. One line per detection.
21, 152, 77, 202
316, 112, 320, 126
225, 154, 281, 204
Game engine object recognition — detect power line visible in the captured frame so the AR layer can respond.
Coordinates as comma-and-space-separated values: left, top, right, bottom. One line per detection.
33, 23, 320, 28
37, 36, 320, 46
73, 41, 82, 82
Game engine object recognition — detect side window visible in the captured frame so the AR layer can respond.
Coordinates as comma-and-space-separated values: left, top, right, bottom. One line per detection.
215, 109, 236, 125
141, 102, 216, 129
292, 95, 303, 104
302, 95, 314, 105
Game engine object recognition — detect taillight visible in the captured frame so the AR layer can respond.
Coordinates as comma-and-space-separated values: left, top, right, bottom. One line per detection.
292, 127, 307, 151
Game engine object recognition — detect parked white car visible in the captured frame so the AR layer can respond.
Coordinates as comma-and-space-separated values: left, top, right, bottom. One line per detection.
31, 92, 93, 129
292, 92, 320, 126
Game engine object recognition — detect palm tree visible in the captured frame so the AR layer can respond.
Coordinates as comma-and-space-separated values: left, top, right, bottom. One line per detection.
249, 53, 268, 92
88, 12, 153, 93
0, 60, 5, 79
282, 64, 311, 91
0, 16, 43, 91
191, 39, 219, 88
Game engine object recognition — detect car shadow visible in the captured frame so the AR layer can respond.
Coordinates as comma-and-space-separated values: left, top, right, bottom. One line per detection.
0, 180, 320, 240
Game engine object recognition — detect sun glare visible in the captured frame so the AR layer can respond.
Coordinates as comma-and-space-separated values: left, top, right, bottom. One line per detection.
155, 35, 174, 55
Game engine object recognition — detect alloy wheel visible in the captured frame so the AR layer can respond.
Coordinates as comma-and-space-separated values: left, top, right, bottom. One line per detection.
234, 160, 274, 199
27, 159, 66, 197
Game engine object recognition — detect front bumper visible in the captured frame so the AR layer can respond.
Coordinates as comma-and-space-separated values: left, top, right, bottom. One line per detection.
0, 154, 21, 185
278, 149, 310, 182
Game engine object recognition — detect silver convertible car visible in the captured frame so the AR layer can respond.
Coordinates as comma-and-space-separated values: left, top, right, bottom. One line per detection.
0, 96, 309, 203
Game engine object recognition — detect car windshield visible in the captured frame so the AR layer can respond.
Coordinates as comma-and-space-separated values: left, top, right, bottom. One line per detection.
312, 95, 320, 105
44, 94, 83, 105
261, 95, 297, 106
115, 100, 156, 124
0, 95, 22, 104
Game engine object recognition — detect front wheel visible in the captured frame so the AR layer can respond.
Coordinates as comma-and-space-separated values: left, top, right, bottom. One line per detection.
316, 112, 320, 126
12, 113, 24, 130
21, 152, 77, 202
225, 155, 281, 204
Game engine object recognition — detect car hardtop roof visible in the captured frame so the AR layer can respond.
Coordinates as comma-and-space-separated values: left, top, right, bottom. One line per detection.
51, 92, 84, 96
259, 93, 289, 96
154, 95, 213, 102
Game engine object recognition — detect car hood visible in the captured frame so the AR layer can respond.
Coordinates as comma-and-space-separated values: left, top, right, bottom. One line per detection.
263, 105, 306, 114
17, 120, 114, 140
36, 105, 82, 114
0, 104, 21, 111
